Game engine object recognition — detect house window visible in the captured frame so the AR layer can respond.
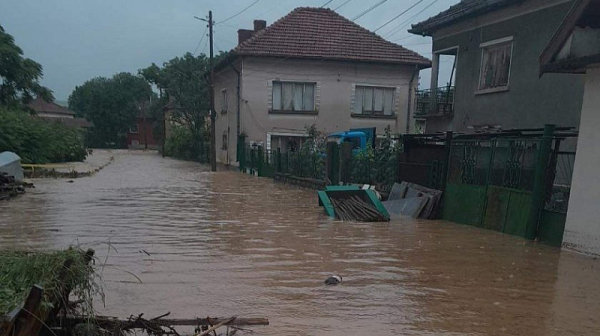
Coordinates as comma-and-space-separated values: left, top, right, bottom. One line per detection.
354, 86, 395, 115
129, 123, 139, 134
272, 81, 315, 112
222, 131, 228, 150
478, 38, 513, 91
221, 89, 228, 113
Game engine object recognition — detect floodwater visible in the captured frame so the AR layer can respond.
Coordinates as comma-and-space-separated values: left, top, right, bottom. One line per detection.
1, 150, 599, 335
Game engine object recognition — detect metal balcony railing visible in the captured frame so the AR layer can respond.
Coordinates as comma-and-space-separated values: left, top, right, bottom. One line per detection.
414, 86, 454, 118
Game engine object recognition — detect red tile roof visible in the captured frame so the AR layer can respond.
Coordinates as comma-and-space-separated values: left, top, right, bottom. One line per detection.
232, 7, 431, 67
28, 97, 75, 116
409, 0, 525, 36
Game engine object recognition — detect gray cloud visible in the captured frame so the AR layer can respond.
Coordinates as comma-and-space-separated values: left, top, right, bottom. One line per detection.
1, 0, 458, 100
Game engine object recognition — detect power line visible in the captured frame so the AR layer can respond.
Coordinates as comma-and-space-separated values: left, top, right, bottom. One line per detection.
320, 0, 334, 8
334, 0, 353, 11
352, 0, 388, 21
217, 0, 260, 25
373, 0, 424, 32
193, 26, 208, 55
385, 0, 441, 39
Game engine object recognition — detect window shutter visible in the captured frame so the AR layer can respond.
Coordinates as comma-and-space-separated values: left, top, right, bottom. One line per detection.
350, 84, 356, 112
393, 87, 401, 115
314, 82, 321, 111
267, 80, 273, 110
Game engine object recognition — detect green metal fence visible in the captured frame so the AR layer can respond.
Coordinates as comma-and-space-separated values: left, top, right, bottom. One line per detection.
239, 144, 325, 180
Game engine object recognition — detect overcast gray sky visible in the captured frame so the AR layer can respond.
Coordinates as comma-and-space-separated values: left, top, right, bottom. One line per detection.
0, 0, 459, 101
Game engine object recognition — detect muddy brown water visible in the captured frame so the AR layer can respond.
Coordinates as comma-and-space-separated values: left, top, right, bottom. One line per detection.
1, 150, 599, 335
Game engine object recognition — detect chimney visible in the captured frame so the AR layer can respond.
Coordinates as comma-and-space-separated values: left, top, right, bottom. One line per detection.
238, 29, 254, 45
253, 20, 266, 32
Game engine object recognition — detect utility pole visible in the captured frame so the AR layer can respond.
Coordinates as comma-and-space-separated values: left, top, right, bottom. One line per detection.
208, 10, 217, 172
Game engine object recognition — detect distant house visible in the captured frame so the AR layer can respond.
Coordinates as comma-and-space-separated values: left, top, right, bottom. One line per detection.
27, 97, 92, 128
213, 7, 430, 165
126, 114, 158, 150
540, 0, 600, 255
409, 0, 585, 135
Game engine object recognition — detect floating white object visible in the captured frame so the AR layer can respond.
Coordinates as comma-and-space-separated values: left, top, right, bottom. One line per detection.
0, 152, 24, 182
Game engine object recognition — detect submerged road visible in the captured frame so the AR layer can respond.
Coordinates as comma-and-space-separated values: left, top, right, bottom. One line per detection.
1, 150, 599, 335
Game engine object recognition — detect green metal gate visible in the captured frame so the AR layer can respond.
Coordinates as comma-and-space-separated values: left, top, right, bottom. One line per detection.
444, 138, 543, 239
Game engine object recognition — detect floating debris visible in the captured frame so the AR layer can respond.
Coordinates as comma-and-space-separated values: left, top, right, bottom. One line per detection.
0, 172, 33, 201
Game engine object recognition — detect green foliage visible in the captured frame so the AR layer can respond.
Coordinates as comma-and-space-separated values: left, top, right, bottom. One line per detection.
68, 73, 154, 148
0, 25, 53, 108
350, 126, 400, 190
0, 248, 99, 316
0, 108, 87, 163
139, 52, 228, 161
164, 125, 210, 162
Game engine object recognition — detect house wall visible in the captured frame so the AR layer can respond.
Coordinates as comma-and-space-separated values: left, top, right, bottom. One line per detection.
214, 62, 241, 165
127, 118, 158, 149
426, 1, 584, 134
563, 67, 600, 256
213, 57, 419, 165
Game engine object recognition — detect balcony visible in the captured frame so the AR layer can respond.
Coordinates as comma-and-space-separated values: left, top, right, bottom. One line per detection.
414, 86, 454, 118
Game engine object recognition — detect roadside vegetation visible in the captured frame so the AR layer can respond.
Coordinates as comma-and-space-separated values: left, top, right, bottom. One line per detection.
0, 108, 87, 163
0, 24, 88, 163
139, 52, 228, 162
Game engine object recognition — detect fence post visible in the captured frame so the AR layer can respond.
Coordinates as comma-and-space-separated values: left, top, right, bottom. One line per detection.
326, 142, 340, 185
526, 124, 555, 240
442, 131, 453, 190
340, 142, 353, 184
239, 144, 246, 172
257, 146, 264, 177
276, 148, 282, 173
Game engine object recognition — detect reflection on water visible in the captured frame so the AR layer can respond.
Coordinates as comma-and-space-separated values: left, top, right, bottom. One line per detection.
1, 150, 599, 335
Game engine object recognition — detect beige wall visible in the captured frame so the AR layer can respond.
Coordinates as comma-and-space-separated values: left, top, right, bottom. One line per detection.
214, 61, 241, 165
214, 57, 420, 165
563, 67, 600, 256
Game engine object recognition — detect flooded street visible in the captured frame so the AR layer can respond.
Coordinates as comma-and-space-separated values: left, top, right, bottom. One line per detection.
1, 150, 599, 335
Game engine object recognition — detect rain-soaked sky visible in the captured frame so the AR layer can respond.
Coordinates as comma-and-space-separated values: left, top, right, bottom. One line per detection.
0, 0, 459, 101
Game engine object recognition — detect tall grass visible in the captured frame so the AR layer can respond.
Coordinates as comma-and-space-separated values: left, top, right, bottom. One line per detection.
0, 248, 100, 316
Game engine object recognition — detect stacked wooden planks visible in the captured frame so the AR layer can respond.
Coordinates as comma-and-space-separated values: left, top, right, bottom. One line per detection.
331, 196, 389, 222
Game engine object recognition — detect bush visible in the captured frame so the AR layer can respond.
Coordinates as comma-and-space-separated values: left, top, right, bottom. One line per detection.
164, 125, 210, 162
0, 108, 88, 163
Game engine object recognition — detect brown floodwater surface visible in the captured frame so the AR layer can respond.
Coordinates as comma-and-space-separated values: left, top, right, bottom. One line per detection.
1, 150, 599, 335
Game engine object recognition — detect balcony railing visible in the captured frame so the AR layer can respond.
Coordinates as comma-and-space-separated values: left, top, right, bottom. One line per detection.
414, 86, 454, 118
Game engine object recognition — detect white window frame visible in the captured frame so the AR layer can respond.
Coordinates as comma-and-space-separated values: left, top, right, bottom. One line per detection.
271, 81, 316, 113
220, 89, 228, 113
129, 123, 139, 134
476, 36, 514, 94
353, 85, 396, 116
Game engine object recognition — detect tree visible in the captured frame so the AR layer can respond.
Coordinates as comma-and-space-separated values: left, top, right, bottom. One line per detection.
139, 52, 228, 160
68, 72, 154, 147
140, 53, 211, 138
0, 25, 53, 107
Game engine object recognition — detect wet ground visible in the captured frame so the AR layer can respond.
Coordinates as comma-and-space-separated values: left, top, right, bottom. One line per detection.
1, 150, 599, 335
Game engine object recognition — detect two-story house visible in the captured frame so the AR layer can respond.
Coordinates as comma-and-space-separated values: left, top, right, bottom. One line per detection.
213, 7, 430, 165
409, 0, 585, 135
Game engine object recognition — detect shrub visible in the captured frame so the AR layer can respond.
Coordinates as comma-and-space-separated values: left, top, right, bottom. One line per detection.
0, 108, 88, 163
164, 125, 210, 162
